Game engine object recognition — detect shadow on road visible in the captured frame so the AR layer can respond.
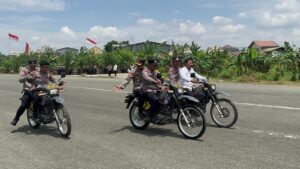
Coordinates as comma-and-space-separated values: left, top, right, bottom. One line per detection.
206, 122, 237, 129
109, 126, 203, 141
11, 125, 70, 140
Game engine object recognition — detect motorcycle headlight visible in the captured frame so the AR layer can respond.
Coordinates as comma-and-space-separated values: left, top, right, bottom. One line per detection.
50, 89, 58, 95
178, 88, 183, 94
211, 84, 216, 90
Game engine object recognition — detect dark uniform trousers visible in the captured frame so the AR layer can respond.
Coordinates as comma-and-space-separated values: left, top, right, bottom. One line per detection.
144, 92, 159, 115
14, 91, 34, 120
133, 89, 144, 113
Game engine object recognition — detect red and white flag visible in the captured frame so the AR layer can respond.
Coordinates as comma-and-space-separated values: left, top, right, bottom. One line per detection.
8, 33, 19, 41
25, 42, 30, 54
86, 38, 97, 45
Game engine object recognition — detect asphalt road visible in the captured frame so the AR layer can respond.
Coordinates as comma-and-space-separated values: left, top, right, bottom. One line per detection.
0, 74, 299, 169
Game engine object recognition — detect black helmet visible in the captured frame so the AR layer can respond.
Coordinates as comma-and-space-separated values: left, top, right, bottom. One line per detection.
28, 58, 37, 65
147, 58, 158, 66
40, 60, 50, 67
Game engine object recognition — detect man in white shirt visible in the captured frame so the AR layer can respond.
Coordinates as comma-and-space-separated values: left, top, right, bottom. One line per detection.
179, 58, 207, 91
113, 64, 118, 76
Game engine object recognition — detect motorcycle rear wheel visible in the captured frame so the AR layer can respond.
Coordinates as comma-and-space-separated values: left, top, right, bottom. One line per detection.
129, 104, 149, 130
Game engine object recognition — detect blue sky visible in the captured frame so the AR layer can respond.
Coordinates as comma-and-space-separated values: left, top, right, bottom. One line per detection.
1, 0, 300, 54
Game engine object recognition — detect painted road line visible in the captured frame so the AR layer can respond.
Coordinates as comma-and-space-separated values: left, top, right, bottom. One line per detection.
235, 102, 300, 111
67, 86, 300, 111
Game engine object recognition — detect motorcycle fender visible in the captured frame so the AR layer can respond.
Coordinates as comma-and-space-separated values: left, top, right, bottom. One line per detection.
178, 95, 199, 103
125, 94, 136, 109
53, 96, 64, 105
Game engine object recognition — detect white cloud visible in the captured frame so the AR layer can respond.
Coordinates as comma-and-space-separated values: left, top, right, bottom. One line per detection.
212, 16, 232, 25
179, 21, 206, 35
60, 26, 76, 38
137, 18, 157, 25
0, 0, 65, 12
238, 12, 246, 18
88, 26, 125, 39
275, 0, 300, 12
293, 29, 300, 37
256, 11, 299, 27
212, 16, 245, 33
221, 24, 245, 33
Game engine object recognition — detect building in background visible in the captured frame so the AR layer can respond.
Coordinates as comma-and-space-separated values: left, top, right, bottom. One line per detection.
56, 47, 79, 56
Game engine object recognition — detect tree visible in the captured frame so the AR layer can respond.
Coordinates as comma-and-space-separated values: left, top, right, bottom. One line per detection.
281, 41, 300, 81
104, 40, 119, 52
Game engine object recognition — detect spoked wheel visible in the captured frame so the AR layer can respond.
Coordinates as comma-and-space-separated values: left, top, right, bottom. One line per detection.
55, 106, 71, 137
210, 98, 238, 128
129, 104, 149, 130
27, 108, 40, 129
177, 106, 206, 139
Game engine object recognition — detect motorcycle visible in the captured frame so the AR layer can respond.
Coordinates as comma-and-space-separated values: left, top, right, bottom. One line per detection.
187, 73, 238, 128
125, 81, 206, 139
26, 73, 71, 137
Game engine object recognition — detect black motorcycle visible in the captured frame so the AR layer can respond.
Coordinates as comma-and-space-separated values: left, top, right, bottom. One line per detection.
125, 82, 206, 139
26, 73, 71, 137
187, 73, 238, 128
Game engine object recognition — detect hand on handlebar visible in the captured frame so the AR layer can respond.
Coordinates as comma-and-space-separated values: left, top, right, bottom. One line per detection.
155, 79, 161, 85
58, 81, 65, 86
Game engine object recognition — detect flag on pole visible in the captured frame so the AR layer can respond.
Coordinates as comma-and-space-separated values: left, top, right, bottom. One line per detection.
8, 33, 19, 41
86, 38, 97, 45
25, 42, 30, 54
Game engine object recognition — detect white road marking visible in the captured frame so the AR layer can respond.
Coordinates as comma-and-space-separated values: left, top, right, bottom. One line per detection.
68, 85, 300, 111
252, 129, 299, 140
235, 102, 300, 111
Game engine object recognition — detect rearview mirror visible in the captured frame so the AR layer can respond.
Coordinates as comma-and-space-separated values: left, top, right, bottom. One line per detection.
190, 73, 195, 78
157, 73, 162, 79
60, 71, 66, 78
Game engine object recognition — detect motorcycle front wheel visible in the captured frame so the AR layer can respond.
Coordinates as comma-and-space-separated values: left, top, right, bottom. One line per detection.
55, 106, 71, 137
210, 98, 238, 128
177, 106, 206, 139
129, 104, 149, 130
27, 108, 41, 129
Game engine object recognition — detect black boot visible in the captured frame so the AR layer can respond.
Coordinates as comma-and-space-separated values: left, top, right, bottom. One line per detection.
11, 105, 26, 126
10, 118, 19, 126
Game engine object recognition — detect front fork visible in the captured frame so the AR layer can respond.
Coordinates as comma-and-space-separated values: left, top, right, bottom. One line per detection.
53, 110, 61, 127
210, 94, 224, 117
172, 94, 191, 127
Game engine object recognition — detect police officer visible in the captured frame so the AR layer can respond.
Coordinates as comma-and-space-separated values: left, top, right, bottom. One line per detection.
142, 58, 161, 123
168, 57, 181, 83
11, 58, 37, 126
114, 59, 145, 116
31, 60, 56, 122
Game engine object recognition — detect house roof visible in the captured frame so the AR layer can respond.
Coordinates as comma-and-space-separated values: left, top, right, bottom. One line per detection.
262, 47, 284, 52
130, 41, 170, 46
56, 47, 78, 51
249, 41, 279, 48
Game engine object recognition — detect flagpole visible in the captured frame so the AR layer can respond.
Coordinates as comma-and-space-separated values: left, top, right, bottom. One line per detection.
8, 38, 11, 56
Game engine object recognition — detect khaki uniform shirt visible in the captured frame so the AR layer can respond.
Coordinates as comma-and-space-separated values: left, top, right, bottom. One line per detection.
32, 71, 56, 87
18, 67, 36, 90
141, 68, 159, 93
168, 66, 180, 83
120, 68, 144, 91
